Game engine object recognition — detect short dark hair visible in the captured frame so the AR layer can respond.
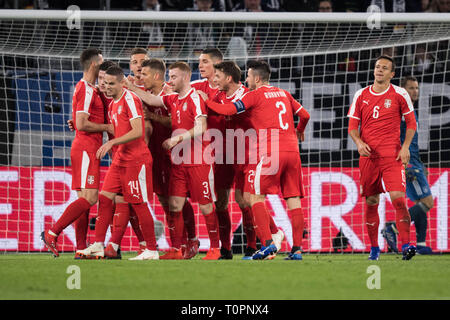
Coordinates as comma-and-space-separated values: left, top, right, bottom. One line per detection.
247, 60, 271, 82
105, 65, 124, 81
99, 60, 117, 72
168, 61, 191, 74
142, 58, 166, 76
376, 55, 395, 72
130, 47, 149, 57
214, 61, 241, 83
401, 75, 418, 88
202, 48, 223, 61
80, 48, 102, 71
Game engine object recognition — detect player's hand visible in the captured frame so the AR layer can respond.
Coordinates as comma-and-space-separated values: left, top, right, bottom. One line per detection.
197, 90, 208, 101
142, 106, 151, 120
162, 136, 182, 151
396, 146, 410, 168
121, 76, 132, 89
296, 131, 305, 142
96, 141, 114, 159
67, 119, 75, 131
106, 124, 114, 136
163, 84, 173, 94
356, 140, 371, 157
127, 75, 135, 84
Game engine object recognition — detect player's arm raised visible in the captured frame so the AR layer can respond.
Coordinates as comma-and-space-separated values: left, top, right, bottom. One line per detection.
96, 117, 142, 159
122, 77, 165, 108
205, 91, 254, 116
162, 115, 206, 150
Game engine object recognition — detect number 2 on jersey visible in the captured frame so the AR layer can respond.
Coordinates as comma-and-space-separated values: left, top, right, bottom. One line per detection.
276, 101, 289, 130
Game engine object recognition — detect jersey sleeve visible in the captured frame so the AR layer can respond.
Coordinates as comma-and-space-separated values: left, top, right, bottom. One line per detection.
74, 82, 94, 115
125, 93, 143, 121
190, 91, 207, 119
347, 88, 364, 120
397, 88, 415, 116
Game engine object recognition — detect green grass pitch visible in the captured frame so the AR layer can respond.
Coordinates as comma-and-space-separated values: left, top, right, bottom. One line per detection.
1, 252, 449, 300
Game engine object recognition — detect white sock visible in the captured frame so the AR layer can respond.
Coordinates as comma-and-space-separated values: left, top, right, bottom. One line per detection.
111, 243, 119, 251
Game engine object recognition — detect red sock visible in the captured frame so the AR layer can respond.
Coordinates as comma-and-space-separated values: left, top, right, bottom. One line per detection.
131, 203, 157, 250
242, 207, 256, 249
392, 197, 411, 247
269, 214, 278, 234
129, 205, 145, 243
365, 202, 379, 247
251, 202, 272, 244
216, 209, 231, 251
203, 210, 220, 248
94, 194, 115, 243
51, 197, 91, 236
182, 201, 196, 240
290, 208, 304, 248
74, 209, 90, 250
169, 211, 185, 249
109, 203, 130, 245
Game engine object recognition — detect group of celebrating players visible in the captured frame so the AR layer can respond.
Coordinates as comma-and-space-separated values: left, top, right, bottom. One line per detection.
41, 45, 433, 261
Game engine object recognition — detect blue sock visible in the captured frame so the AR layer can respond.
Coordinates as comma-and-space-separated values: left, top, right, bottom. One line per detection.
409, 202, 429, 243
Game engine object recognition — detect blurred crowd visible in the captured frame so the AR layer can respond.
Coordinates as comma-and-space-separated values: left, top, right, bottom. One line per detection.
2, 0, 449, 12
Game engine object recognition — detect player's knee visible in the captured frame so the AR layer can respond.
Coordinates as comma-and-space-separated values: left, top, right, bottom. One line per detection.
81, 189, 98, 206
365, 196, 379, 206
200, 203, 214, 215
421, 196, 434, 210
168, 197, 184, 212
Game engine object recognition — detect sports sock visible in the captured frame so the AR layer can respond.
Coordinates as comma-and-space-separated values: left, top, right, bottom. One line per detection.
109, 203, 130, 245
269, 213, 278, 234
169, 211, 184, 249
392, 197, 411, 248
74, 208, 90, 250
365, 202, 380, 248
182, 201, 196, 240
241, 207, 256, 249
409, 201, 429, 243
131, 203, 157, 250
251, 202, 272, 244
94, 194, 115, 243
290, 208, 304, 248
216, 208, 232, 251
129, 205, 145, 243
51, 197, 92, 236
202, 210, 220, 248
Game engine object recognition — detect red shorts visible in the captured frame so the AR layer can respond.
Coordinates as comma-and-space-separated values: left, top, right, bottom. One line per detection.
152, 156, 171, 197
248, 151, 305, 198
214, 163, 235, 190
102, 162, 153, 204
169, 164, 216, 205
359, 156, 406, 197
234, 164, 252, 193
71, 148, 100, 190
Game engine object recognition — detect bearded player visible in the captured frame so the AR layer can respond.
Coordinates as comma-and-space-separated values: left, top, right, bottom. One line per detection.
348, 55, 418, 261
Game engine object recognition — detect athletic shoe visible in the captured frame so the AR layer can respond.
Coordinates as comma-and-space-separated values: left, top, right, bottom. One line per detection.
381, 222, 399, 253
76, 242, 104, 259
184, 239, 200, 259
202, 248, 221, 260
138, 244, 147, 256
41, 231, 59, 258
74, 252, 89, 259
252, 242, 277, 260
159, 247, 183, 260
104, 243, 122, 259
402, 244, 417, 260
284, 249, 303, 260
242, 247, 257, 260
219, 247, 233, 260
368, 246, 380, 261
181, 244, 187, 257
272, 229, 285, 251
417, 245, 433, 255
129, 249, 159, 260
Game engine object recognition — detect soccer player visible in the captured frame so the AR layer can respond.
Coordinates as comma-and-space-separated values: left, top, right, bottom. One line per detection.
400, 76, 433, 255
41, 48, 111, 257
208, 61, 254, 259
347, 55, 418, 261
139, 58, 200, 259
126, 61, 221, 260
79, 65, 159, 260
203, 60, 310, 260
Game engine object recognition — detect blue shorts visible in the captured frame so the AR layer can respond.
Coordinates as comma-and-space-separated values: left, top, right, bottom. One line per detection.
405, 167, 432, 201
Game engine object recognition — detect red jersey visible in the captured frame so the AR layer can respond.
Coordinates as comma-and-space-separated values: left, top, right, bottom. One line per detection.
71, 79, 105, 152
109, 89, 152, 167
230, 85, 303, 156
347, 84, 415, 158
148, 86, 172, 161
191, 78, 222, 130
162, 88, 209, 166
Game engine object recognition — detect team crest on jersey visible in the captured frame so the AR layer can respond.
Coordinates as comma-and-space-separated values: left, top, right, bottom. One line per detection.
182, 103, 187, 112
87, 175, 95, 185
384, 99, 391, 108
118, 105, 123, 114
